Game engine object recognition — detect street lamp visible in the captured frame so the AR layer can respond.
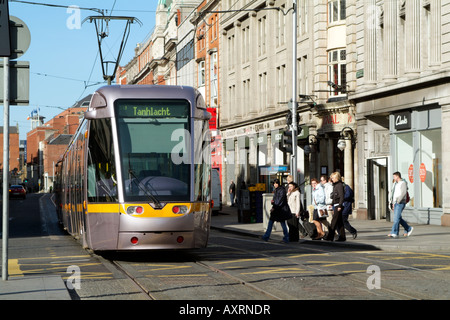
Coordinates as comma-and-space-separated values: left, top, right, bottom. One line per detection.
304, 134, 319, 155
337, 127, 355, 151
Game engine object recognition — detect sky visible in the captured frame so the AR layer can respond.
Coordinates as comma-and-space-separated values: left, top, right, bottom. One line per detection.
4, 0, 158, 140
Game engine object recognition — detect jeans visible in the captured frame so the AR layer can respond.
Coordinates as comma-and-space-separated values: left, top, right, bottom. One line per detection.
390, 202, 412, 236
230, 193, 235, 206
262, 219, 289, 243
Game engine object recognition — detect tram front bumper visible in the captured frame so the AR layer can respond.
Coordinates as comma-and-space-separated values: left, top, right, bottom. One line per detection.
117, 231, 195, 250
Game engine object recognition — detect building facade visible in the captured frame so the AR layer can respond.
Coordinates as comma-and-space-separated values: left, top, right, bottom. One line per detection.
219, 0, 357, 207
351, 0, 449, 226
117, 0, 449, 226
26, 97, 89, 191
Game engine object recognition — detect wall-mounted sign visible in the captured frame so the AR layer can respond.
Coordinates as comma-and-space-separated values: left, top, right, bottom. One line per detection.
394, 111, 411, 130
408, 164, 414, 183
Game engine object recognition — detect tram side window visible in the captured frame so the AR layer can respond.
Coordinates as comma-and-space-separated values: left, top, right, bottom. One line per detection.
87, 119, 118, 202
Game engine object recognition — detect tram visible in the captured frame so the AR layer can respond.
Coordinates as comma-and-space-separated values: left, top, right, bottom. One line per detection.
54, 85, 212, 250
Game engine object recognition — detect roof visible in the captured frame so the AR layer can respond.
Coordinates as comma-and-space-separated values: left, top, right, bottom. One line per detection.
47, 134, 73, 145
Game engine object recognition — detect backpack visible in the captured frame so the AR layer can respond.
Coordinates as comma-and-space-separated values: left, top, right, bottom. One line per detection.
405, 191, 410, 204
344, 184, 354, 203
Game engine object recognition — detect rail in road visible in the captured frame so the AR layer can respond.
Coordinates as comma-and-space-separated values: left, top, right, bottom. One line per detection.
86, 231, 450, 301
3, 194, 450, 301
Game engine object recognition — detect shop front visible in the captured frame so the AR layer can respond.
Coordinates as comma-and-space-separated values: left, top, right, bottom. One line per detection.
390, 105, 442, 225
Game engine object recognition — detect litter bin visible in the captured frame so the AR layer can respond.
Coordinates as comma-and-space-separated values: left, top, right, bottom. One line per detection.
238, 190, 252, 223
263, 193, 278, 231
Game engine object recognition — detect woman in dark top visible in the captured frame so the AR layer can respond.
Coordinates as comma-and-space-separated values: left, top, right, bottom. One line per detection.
261, 179, 290, 243
325, 172, 346, 242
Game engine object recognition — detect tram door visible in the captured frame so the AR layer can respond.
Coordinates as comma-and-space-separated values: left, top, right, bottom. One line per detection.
367, 158, 388, 220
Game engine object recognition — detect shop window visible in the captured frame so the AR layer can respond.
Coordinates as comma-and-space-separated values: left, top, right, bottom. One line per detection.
419, 129, 442, 208
395, 132, 414, 207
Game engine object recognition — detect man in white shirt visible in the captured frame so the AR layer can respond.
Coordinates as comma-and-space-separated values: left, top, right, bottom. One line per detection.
388, 172, 413, 238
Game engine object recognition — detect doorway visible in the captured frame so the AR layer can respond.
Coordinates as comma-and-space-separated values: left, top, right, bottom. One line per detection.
367, 157, 389, 220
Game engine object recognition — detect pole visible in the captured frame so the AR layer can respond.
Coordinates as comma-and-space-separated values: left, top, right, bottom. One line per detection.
2, 57, 10, 281
291, 0, 298, 182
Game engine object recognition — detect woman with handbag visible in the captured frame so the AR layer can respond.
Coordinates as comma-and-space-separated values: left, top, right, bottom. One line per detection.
311, 178, 327, 240
287, 181, 301, 242
262, 179, 290, 243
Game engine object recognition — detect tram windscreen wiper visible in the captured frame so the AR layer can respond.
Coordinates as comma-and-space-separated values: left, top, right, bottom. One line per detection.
128, 168, 163, 209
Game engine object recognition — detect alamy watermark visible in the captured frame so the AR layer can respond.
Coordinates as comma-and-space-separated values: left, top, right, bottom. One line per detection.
66, 265, 81, 290
366, 265, 381, 290
66, 5, 81, 30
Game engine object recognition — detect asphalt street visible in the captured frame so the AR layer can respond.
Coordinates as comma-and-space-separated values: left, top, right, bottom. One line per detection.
1, 193, 450, 306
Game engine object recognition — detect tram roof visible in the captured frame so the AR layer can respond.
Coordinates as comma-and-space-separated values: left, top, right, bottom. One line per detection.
85, 85, 206, 120
95, 85, 199, 102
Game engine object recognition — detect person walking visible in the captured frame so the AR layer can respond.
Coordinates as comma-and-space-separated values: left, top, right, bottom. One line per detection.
342, 178, 357, 239
262, 179, 290, 243
229, 180, 236, 207
325, 172, 346, 242
287, 181, 301, 242
388, 172, 414, 238
311, 178, 327, 240
320, 175, 333, 230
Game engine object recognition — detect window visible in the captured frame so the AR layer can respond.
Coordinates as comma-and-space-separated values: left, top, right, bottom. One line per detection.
276, 4, 286, 47
258, 16, 266, 56
328, 0, 346, 23
298, 55, 309, 96
395, 132, 414, 207
242, 25, 250, 63
277, 65, 286, 103
228, 34, 235, 69
210, 52, 218, 105
259, 72, 267, 112
197, 24, 206, 52
115, 99, 190, 202
176, 39, 194, 70
87, 119, 118, 202
198, 60, 205, 87
419, 129, 442, 208
243, 79, 250, 110
328, 49, 347, 95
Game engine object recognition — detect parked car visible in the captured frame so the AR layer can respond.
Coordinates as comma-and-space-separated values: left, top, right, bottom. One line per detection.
9, 185, 26, 199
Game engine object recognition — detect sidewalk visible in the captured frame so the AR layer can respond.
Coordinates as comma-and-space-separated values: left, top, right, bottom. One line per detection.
0, 276, 71, 300
0, 194, 71, 300
211, 205, 450, 252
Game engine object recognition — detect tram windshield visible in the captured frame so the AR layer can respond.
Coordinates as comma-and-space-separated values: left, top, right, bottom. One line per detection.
115, 99, 191, 202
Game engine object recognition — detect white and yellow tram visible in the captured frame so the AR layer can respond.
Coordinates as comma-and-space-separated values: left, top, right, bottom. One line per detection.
55, 85, 212, 250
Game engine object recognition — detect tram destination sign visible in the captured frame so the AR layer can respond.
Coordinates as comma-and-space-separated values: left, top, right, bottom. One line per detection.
116, 100, 189, 118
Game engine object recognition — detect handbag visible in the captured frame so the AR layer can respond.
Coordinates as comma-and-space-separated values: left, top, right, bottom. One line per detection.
318, 209, 328, 218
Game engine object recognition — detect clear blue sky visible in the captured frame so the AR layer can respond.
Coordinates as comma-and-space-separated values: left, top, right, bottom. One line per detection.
4, 0, 158, 140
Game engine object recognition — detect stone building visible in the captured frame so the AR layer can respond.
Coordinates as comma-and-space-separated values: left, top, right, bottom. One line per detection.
219, 0, 357, 207
351, 0, 449, 225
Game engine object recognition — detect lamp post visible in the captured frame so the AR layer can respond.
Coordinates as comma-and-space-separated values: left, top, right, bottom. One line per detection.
337, 127, 355, 189
291, 0, 298, 182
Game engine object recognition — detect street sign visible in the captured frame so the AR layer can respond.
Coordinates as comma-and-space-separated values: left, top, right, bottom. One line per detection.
9, 16, 31, 60
0, 60, 30, 105
0, 0, 11, 57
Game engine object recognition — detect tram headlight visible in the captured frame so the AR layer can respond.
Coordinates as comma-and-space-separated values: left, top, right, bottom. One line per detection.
127, 206, 144, 215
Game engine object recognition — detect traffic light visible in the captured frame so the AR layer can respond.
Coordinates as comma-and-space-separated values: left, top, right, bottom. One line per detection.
281, 130, 293, 154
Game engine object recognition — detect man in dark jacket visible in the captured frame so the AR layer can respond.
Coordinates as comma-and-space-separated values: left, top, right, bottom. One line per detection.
325, 172, 346, 241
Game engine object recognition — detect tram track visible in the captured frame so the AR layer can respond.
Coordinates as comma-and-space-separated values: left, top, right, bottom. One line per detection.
93, 247, 283, 300
86, 233, 450, 300
211, 236, 437, 300
194, 261, 283, 300
93, 253, 157, 300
